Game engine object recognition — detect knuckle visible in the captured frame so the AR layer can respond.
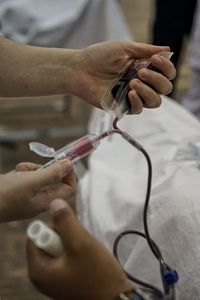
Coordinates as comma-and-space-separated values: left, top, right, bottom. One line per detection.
52, 167, 63, 183
60, 186, 75, 199
41, 187, 52, 198
143, 93, 161, 108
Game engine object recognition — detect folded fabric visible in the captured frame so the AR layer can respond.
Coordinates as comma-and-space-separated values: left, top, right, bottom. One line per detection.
0, 0, 131, 47
78, 98, 200, 299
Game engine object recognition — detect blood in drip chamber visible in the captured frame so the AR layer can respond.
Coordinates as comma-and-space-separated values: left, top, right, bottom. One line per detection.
42, 134, 100, 167
59, 134, 100, 162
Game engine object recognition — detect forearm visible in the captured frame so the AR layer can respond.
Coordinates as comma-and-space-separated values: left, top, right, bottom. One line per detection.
0, 37, 80, 97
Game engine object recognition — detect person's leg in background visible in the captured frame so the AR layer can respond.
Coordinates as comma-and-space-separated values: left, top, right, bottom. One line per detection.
152, 0, 197, 94
182, 0, 200, 118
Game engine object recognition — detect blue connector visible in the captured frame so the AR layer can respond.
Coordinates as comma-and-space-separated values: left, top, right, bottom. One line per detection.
164, 270, 179, 285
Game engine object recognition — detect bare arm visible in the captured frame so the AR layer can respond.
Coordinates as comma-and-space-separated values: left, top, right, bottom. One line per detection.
0, 36, 79, 97
0, 37, 176, 113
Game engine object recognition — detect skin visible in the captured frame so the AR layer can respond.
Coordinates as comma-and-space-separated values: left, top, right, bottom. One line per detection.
0, 40, 176, 221
0, 37, 176, 114
27, 199, 133, 300
0, 38, 176, 298
0, 160, 76, 222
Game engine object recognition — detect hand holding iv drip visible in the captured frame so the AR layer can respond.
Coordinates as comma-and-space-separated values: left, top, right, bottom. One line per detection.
29, 51, 173, 165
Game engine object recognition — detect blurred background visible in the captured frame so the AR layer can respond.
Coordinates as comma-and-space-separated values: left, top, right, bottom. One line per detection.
0, 0, 196, 299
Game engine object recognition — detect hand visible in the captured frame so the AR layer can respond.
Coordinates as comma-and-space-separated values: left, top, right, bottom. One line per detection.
27, 199, 133, 300
73, 41, 176, 114
0, 160, 76, 222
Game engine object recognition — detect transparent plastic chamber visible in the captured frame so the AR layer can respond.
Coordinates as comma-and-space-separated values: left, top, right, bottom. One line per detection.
29, 134, 100, 168
101, 51, 173, 120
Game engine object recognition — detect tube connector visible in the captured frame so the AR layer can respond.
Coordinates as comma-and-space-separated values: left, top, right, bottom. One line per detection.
121, 132, 143, 151
27, 220, 63, 257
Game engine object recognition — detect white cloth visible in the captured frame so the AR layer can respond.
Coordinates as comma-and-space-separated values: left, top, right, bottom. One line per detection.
78, 98, 200, 299
0, 0, 131, 47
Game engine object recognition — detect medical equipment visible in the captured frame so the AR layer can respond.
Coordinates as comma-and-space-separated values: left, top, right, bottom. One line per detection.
29, 117, 178, 299
29, 134, 101, 167
28, 52, 178, 299
27, 220, 63, 257
111, 120, 179, 300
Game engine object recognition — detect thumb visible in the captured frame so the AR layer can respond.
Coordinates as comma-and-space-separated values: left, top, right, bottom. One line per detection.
50, 199, 92, 255
128, 41, 170, 59
25, 159, 74, 189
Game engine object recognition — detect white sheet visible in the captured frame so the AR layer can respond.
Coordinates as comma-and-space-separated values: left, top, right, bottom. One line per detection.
78, 98, 200, 299
0, 0, 131, 47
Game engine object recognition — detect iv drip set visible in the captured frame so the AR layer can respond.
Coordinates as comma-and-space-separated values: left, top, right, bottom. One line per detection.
27, 52, 179, 299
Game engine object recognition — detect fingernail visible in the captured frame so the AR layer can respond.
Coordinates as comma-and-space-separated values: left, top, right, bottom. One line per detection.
152, 55, 162, 64
139, 69, 150, 78
135, 79, 141, 85
50, 199, 69, 216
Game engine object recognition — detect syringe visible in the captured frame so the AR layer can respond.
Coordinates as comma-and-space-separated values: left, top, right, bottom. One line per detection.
29, 123, 143, 168
29, 134, 101, 168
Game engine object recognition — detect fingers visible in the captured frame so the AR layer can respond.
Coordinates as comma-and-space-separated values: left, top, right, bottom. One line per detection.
137, 55, 175, 95
127, 41, 170, 59
27, 239, 52, 288
128, 79, 162, 112
16, 162, 41, 172
27, 238, 63, 293
62, 164, 77, 189
27, 239, 51, 274
25, 160, 74, 190
150, 54, 176, 81
138, 69, 173, 95
36, 182, 76, 213
128, 89, 143, 114
128, 54, 175, 112
50, 199, 92, 255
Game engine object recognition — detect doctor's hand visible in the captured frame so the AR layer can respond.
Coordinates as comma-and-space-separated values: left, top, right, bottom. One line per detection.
0, 160, 76, 222
74, 41, 176, 114
0, 37, 175, 114
27, 199, 133, 300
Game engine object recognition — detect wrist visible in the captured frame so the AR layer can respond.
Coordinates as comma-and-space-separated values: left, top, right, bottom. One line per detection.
61, 49, 82, 96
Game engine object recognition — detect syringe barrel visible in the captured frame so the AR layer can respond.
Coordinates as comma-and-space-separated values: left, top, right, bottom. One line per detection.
42, 134, 100, 168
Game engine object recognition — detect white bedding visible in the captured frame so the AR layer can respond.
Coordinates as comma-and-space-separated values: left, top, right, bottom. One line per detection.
78, 98, 200, 299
